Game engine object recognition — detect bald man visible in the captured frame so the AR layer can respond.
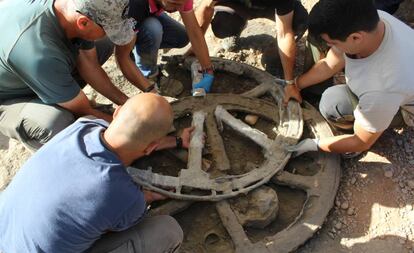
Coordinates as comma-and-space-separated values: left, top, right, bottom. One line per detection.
0, 93, 192, 253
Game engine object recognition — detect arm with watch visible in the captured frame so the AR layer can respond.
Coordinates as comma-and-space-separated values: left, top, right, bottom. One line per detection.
155, 127, 195, 151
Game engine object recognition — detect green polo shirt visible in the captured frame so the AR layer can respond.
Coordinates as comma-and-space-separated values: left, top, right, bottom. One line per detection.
0, 0, 93, 104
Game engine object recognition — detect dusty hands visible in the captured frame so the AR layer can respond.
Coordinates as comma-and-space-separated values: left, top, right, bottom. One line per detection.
283, 84, 302, 106
285, 138, 319, 157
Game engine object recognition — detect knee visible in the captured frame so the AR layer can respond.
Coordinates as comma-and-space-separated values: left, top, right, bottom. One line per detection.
319, 85, 354, 122
137, 18, 163, 52
22, 107, 74, 146
158, 215, 183, 247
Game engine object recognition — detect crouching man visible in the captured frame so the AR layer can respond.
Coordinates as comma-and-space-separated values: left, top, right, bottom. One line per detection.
284, 0, 414, 157
0, 93, 192, 253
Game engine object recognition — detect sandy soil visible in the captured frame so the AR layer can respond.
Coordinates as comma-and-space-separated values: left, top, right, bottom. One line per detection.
1, 0, 414, 252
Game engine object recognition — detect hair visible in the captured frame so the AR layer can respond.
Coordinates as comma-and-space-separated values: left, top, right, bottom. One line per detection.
308, 0, 380, 42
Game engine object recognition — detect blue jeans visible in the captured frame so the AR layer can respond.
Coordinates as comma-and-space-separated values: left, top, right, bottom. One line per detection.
133, 13, 189, 77
319, 84, 404, 130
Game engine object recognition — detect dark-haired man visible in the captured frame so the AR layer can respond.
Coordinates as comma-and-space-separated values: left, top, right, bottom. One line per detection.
284, 0, 414, 157
193, 0, 308, 84
118, 0, 214, 95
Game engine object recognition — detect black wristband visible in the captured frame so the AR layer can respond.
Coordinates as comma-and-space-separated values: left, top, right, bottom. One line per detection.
144, 84, 155, 93
175, 136, 183, 149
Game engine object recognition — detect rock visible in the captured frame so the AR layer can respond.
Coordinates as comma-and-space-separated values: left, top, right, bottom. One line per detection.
328, 232, 335, 239
202, 159, 212, 171
407, 180, 414, 189
347, 207, 355, 216
402, 188, 408, 194
334, 222, 342, 230
244, 114, 259, 126
350, 177, 357, 185
341, 201, 349, 210
384, 170, 393, 178
335, 199, 341, 207
409, 160, 414, 165
231, 186, 279, 229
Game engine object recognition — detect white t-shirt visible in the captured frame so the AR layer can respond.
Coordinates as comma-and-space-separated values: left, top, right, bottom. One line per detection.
344, 11, 414, 132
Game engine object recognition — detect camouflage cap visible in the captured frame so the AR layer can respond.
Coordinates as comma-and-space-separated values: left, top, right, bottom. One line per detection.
73, 0, 136, 46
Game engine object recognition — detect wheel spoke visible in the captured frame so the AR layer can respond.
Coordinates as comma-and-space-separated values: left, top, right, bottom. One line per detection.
272, 171, 317, 193
205, 114, 231, 171
214, 105, 273, 150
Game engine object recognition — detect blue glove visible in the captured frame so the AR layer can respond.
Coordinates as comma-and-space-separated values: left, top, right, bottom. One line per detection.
193, 73, 214, 93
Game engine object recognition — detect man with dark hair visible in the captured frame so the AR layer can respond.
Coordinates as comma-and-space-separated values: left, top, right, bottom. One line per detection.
116, 0, 215, 96
0, 93, 189, 253
284, 0, 414, 157
193, 0, 308, 85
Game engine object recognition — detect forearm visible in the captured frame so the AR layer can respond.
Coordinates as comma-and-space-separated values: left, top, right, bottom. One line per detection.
296, 48, 345, 90
182, 12, 212, 68
318, 134, 372, 153
77, 50, 128, 105
277, 32, 296, 81
155, 136, 177, 151
59, 91, 113, 122
81, 67, 128, 105
116, 52, 151, 91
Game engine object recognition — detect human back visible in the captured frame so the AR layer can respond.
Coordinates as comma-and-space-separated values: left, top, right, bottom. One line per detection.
0, 94, 175, 253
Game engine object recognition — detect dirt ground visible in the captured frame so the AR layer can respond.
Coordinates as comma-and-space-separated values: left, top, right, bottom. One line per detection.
1, 0, 414, 252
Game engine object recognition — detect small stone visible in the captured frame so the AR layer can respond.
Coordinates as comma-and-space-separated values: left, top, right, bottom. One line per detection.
409, 160, 414, 165
335, 200, 341, 207
328, 232, 335, 239
397, 140, 403, 146
407, 180, 414, 189
335, 222, 342, 230
399, 182, 406, 188
341, 201, 349, 210
244, 115, 259, 125
384, 170, 393, 178
347, 207, 355, 216
350, 177, 357, 185
402, 188, 408, 194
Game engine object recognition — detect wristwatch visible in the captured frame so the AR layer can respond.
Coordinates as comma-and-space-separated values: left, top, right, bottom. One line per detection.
175, 136, 183, 149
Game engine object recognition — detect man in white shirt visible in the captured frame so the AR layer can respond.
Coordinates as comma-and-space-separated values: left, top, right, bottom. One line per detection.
284, 0, 414, 157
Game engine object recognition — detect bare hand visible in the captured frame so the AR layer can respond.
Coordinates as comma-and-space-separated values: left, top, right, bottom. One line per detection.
283, 84, 302, 106
143, 189, 168, 203
180, 126, 194, 149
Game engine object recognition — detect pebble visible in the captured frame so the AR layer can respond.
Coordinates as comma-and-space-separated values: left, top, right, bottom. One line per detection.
347, 207, 355, 216
409, 160, 414, 165
384, 170, 393, 178
407, 180, 414, 189
328, 232, 335, 239
402, 188, 408, 194
351, 177, 357, 185
397, 140, 403, 146
335, 222, 342, 230
341, 201, 349, 210
244, 114, 259, 125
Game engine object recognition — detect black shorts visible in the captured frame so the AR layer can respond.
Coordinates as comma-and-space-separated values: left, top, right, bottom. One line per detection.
216, 0, 295, 16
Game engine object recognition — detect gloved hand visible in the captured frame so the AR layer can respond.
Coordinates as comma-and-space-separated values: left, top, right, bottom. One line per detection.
193, 73, 214, 94
286, 138, 319, 157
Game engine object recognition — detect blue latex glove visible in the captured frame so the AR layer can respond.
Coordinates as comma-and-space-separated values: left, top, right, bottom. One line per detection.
193, 73, 214, 93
